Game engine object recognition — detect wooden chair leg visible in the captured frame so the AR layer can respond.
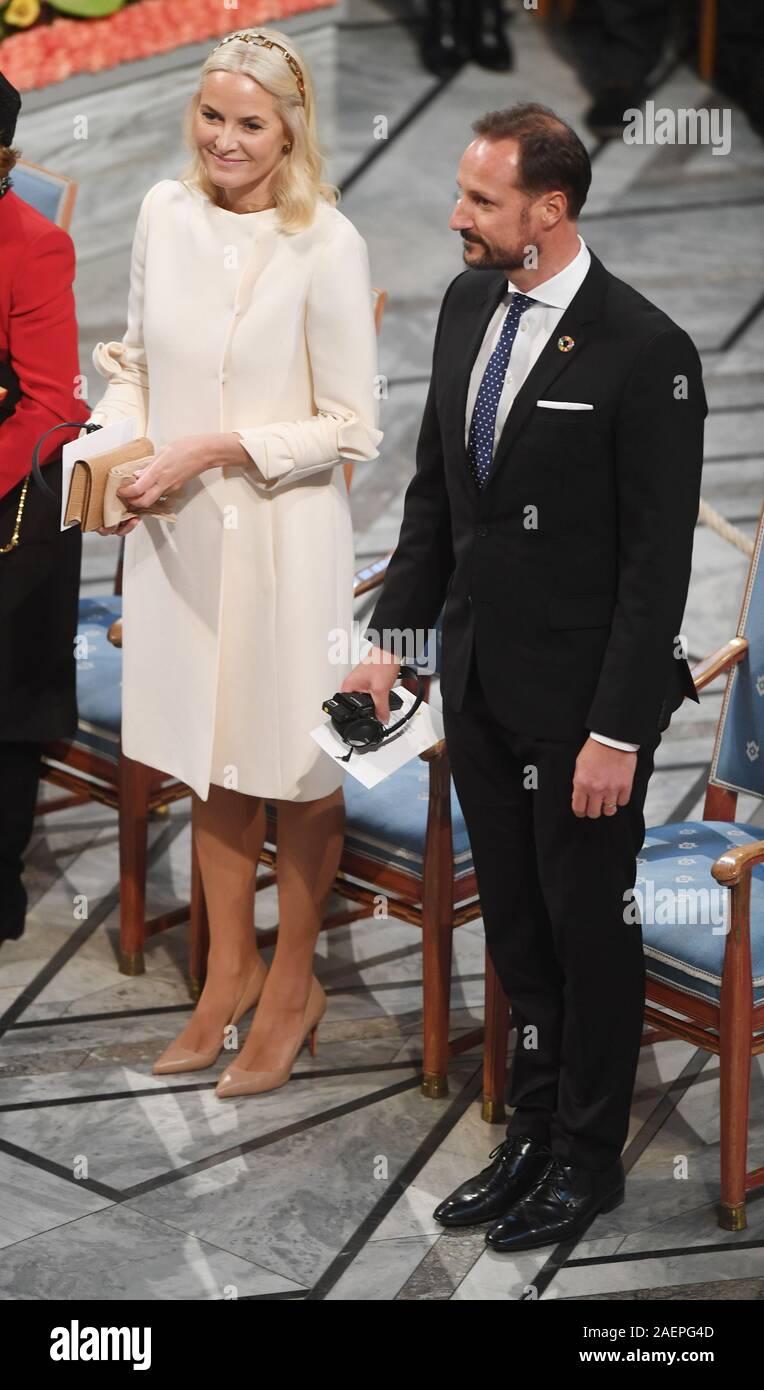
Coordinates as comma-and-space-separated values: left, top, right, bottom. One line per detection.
718, 1019, 752, 1231
719, 1040, 752, 1230
698, 0, 717, 81
117, 751, 152, 975
420, 750, 457, 1098
188, 800, 209, 1002
421, 895, 453, 1098
718, 877, 753, 1230
482, 951, 511, 1122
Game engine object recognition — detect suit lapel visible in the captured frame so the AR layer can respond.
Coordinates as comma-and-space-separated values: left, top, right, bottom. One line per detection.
481, 251, 609, 495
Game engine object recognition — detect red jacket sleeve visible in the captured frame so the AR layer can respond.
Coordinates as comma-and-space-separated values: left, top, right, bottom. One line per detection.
0, 223, 89, 501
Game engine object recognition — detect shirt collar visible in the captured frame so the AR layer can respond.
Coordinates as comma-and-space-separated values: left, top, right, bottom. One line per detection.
506, 235, 590, 310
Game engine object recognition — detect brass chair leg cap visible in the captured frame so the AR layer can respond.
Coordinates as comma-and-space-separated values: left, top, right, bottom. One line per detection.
119, 951, 145, 976
719, 1202, 747, 1231
421, 1072, 449, 1099
481, 1098, 506, 1124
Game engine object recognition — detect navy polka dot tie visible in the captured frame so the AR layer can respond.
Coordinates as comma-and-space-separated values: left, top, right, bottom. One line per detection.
467, 291, 535, 490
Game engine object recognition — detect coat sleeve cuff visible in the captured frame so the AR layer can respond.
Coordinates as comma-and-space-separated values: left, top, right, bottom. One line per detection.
590, 730, 640, 752
234, 413, 383, 485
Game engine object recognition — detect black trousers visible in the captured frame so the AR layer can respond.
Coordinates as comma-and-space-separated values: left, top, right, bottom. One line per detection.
595, 0, 670, 86
442, 643, 660, 1171
0, 740, 43, 942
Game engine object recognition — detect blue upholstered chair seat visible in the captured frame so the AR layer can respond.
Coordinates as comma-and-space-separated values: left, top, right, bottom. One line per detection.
341, 758, 473, 878
71, 597, 123, 760
640, 820, 764, 1006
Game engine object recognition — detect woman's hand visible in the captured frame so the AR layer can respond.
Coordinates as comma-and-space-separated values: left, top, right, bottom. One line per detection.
115, 434, 230, 512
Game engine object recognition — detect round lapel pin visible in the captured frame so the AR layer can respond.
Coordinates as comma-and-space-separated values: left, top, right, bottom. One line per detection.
557, 335, 575, 353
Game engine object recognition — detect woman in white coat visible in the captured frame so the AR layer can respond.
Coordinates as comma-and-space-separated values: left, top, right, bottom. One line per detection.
91, 27, 383, 1095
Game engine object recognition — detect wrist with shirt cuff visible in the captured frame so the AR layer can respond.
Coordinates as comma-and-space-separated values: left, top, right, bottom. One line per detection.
590, 731, 640, 752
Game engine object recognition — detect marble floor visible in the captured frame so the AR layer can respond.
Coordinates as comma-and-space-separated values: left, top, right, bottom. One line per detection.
2, 0, 764, 1300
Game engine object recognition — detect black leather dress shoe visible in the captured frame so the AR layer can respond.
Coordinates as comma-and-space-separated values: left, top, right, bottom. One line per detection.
433, 1136, 552, 1229
485, 1155, 625, 1252
464, 0, 513, 72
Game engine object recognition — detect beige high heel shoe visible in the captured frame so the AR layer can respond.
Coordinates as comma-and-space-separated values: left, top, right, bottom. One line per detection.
152, 957, 269, 1075
215, 976, 326, 1099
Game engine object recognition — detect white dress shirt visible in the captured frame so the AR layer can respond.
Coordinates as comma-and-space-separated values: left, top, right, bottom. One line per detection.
465, 235, 639, 754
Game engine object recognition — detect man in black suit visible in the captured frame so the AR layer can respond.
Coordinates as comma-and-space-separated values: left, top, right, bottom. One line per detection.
342, 102, 706, 1252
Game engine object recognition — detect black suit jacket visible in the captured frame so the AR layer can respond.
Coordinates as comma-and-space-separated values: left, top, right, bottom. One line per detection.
365, 249, 706, 745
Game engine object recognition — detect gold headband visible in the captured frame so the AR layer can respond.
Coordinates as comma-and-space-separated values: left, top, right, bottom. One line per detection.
214, 31, 306, 105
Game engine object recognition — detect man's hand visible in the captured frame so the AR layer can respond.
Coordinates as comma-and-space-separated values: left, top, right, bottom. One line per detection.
572, 737, 637, 819
340, 645, 402, 723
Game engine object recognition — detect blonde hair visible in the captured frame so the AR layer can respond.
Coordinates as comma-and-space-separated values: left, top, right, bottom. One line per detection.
181, 26, 338, 234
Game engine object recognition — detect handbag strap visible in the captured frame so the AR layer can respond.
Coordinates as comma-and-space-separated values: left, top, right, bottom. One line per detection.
31, 420, 102, 501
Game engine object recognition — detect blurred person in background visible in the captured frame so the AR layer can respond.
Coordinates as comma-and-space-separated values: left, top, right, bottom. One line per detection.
419, 0, 513, 77
584, 0, 764, 139
0, 72, 88, 948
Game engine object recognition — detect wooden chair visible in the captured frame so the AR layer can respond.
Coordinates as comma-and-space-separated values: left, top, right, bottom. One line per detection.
189, 561, 484, 1093
36, 288, 389, 980
482, 498, 764, 1231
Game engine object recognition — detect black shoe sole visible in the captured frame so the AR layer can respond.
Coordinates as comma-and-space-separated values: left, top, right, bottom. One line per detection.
434, 1210, 504, 1230
484, 1186, 626, 1253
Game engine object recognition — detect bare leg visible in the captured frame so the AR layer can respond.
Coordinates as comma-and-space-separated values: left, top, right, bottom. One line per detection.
231, 786, 345, 1073
164, 784, 267, 1057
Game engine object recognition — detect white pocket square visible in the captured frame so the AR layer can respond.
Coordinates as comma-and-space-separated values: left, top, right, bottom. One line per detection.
537, 400, 594, 410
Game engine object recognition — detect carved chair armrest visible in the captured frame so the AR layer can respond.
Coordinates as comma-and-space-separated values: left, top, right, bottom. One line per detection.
690, 637, 748, 692
712, 839, 764, 888
419, 739, 446, 762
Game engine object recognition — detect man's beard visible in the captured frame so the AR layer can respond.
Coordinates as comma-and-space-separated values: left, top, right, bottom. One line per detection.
460, 212, 533, 272
461, 236, 530, 271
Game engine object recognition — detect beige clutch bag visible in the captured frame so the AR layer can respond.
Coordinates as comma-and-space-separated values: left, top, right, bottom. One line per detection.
64, 436, 177, 531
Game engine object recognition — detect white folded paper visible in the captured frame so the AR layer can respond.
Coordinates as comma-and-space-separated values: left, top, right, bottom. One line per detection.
310, 685, 444, 788
60, 416, 139, 532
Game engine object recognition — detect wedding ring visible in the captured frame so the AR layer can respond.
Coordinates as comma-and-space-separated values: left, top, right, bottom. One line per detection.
603, 802, 618, 809
158, 494, 169, 502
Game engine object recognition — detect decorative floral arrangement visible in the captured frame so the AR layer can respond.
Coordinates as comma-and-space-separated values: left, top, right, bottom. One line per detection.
0, 0, 335, 90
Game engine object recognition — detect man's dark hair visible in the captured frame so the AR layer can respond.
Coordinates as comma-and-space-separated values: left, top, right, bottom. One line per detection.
472, 103, 591, 219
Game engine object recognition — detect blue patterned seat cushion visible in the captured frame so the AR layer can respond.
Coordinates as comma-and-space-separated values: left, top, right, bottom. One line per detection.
640, 821, 764, 1006
340, 758, 472, 879
71, 596, 123, 760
